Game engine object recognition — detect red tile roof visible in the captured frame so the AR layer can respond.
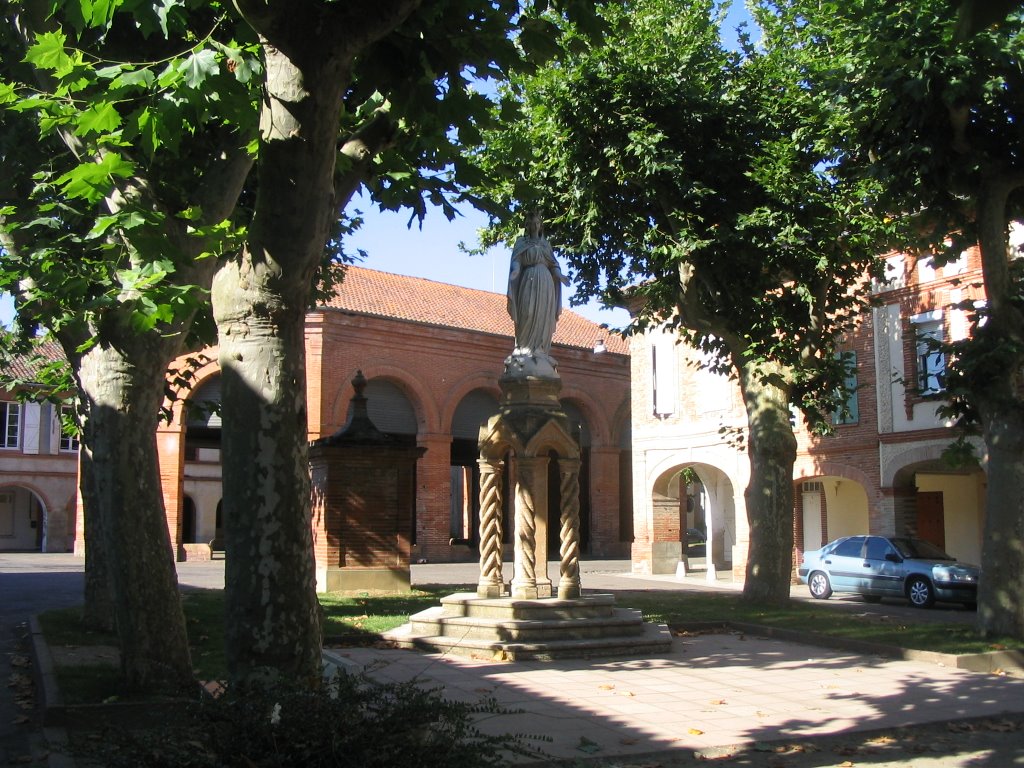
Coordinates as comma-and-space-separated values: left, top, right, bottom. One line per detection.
1, 337, 66, 386
318, 266, 629, 355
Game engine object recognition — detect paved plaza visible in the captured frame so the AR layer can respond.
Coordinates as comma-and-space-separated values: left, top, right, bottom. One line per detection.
4, 553, 1024, 766
326, 629, 1024, 763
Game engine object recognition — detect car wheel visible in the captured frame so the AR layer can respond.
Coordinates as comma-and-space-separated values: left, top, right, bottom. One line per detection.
861, 595, 882, 603
906, 576, 935, 608
808, 571, 832, 599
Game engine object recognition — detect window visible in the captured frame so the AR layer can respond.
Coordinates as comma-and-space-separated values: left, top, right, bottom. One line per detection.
832, 351, 859, 425
59, 405, 79, 452
833, 536, 865, 558
864, 536, 895, 561
916, 255, 937, 284
651, 335, 676, 417
0, 402, 20, 449
911, 311, 945, 395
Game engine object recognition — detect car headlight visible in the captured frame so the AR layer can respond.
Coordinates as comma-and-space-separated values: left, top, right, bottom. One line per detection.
933, 566, 976, 583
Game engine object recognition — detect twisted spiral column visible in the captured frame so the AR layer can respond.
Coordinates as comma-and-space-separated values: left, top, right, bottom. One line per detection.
511, 457, 543, 599
476, 460, 505, 598
558, 458, 582, 599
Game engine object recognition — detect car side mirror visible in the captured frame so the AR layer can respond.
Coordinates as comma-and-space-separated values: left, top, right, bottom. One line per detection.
885, 553, 902, 563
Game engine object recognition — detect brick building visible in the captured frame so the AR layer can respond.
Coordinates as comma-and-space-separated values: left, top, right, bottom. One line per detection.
0, 339, 78, 552
629, 247, 988, 580
151, 266, 633, 572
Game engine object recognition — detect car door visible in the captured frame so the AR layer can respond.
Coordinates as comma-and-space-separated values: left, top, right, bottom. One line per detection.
821, 536, 865, 591
862, 536, 902, 596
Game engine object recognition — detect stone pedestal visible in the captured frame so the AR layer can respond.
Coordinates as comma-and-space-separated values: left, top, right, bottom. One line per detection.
476, 373, 581, 600
385, 325, 667, 660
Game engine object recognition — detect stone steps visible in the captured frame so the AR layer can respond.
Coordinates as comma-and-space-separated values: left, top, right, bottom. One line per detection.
384, 591, 673, 661
410, 605, 647, 642
386, 619, 672, 661
438, 592, 618, 620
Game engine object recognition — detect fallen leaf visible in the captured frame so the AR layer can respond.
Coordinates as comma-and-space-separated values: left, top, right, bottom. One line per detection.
576, 736, 602, 754
619, 690, 636, 697
839, 762, 854, 768
598, 684, 615, 690
710, 699, 727, 705
866, 735, 898, 745
688, 728, 704, 736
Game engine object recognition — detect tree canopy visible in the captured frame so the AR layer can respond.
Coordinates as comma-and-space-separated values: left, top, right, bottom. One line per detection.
470, 0, 893, 602
763, 0, 1024, 638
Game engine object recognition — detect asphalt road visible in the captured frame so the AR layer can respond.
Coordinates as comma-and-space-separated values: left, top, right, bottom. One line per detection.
0, 554, 84, 766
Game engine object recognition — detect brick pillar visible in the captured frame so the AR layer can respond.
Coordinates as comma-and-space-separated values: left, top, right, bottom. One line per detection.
73, 452, 86, 557
156, 424, 186, 561
588, 446, 624, 557
414, 433, 452, 562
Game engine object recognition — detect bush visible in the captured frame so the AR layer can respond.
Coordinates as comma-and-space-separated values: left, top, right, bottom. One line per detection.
76, 672, 542, 767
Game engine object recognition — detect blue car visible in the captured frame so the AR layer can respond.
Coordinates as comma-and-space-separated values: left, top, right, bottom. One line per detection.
798, 535, 979, 608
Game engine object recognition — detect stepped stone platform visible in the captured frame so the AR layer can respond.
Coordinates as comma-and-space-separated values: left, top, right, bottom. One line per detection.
384, 592, 673, 661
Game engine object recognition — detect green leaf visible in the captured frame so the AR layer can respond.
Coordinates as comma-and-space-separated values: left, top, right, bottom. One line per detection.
85, 0, 117, 29
110, 68, 156, 90
179, 49, 218, 89
54, 152, 134, 203
75, 102, 122, 137
23, 31, 72, 73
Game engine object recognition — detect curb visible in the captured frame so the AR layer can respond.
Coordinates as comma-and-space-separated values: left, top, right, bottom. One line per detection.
28, 616, 75, 768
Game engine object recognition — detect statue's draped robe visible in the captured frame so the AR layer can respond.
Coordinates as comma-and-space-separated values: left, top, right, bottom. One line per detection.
508, 236, 561, 357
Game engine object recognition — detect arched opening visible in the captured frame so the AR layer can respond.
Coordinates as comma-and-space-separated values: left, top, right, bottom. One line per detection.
0, 486, 46, 551
345, 377, 420, 543
184, 375, 222, 459
182, 495, 197, 543
797, 476, 869, 554
450, 389, 500, 546
891, 460, 985, 564
559, 400, 591, 553
649, 463, 736, 575
213, 499, 224, 552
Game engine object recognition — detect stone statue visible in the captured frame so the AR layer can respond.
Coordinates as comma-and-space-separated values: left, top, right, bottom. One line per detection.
506, 211, 570, 377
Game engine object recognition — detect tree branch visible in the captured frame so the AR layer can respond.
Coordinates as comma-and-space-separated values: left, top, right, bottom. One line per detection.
232, 0, 422, 65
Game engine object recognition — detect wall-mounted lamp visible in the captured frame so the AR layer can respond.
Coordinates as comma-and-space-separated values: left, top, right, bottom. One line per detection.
593, 339, 606, 354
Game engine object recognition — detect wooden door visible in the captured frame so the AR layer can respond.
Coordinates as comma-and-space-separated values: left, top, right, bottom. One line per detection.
916, 491, 945, 549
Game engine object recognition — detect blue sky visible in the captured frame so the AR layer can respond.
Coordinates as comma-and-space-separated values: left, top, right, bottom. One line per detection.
0, 2, 754, 331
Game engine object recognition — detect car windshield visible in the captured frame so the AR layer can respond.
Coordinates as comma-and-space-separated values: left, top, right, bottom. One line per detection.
890, 537, 954, 561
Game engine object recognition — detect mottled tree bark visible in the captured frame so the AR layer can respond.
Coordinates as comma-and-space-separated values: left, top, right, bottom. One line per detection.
737, 360, 798, 605
217, 0, 419, 687
77, 340, 193, 691
78, 445, 115, 632
972, 175, 1024, 639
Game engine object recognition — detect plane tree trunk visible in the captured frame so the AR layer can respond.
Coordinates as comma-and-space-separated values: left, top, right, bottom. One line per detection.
737, 359, 798, 605
76, 338, 193, 691
217, 0, 419, 687
972, 174, 1024, 639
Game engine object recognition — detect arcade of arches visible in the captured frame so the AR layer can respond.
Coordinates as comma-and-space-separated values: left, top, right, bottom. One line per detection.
156, 325, 632, 572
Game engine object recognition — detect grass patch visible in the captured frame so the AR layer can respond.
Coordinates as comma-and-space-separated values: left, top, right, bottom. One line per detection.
39, 585, 1021, 706
319, 587, 448, 637
619, 591, 1024, 655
